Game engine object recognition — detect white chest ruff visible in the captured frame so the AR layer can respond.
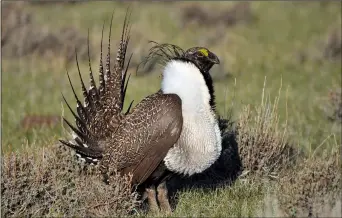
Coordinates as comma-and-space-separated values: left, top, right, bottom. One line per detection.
161, 60, 222, 176
163, 111, 222, 176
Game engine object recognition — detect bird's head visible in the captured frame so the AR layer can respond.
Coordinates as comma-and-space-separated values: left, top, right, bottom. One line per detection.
183, 47, 220, 73
140, 42, 220, 74
143, 42, 220, 110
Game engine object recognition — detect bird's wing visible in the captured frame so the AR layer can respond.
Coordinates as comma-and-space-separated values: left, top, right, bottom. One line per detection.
60, 10, 134, 158
101, 92, 183, 185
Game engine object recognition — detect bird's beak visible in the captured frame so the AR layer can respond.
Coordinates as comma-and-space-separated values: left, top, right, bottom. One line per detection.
211, 53, 220, 65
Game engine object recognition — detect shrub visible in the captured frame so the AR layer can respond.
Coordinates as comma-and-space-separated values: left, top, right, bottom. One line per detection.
236, 81, 296, 178
1, 144, 139, 217
277, 149, 341, 217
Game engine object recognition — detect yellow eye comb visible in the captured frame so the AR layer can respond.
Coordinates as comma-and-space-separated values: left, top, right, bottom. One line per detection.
198, 48, 209, 57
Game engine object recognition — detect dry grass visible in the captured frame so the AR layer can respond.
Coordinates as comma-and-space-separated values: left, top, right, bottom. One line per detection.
181, 2, 256, 28
236, 79, 297, 178
235, 87, 341, 217
297, 24, 341, 64
1, 84, 341, 217
1, 2, 91, 66
28, 0, 81, 5
324, 88, 342, 122
277, 149, 341, 217
1, 144, 139, 217
19, 115, 61, 130
322, 27, 341, 62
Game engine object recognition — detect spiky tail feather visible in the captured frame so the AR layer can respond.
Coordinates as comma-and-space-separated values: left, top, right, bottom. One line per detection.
60, 9, 133, 164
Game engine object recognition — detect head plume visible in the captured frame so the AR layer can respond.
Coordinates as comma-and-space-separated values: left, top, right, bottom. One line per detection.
138, 42, 219, 74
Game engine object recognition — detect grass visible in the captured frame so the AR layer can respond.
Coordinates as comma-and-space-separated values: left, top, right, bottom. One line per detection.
1, 145, 138, 217
1, 1, 341, 217
171, 180, 264, 217
277, 149, 341, 217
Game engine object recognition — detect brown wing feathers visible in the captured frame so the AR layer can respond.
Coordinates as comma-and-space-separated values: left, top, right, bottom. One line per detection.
119, 94, 183, 185
60, 10, 132, 162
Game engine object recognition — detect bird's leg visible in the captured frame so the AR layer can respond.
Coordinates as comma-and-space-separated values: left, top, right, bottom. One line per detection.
157, 181, 172, 214
145, 185, 160, 213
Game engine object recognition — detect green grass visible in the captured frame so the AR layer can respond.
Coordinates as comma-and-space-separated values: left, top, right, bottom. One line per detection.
171, 180, 265, 217
3, 1, 340, 152
2, 1, 341, 217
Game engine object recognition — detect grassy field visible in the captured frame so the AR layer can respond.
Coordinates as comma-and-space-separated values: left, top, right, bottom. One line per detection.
2, 1, 341, 217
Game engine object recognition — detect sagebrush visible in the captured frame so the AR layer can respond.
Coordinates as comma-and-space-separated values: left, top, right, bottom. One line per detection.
1, 144, 139, 217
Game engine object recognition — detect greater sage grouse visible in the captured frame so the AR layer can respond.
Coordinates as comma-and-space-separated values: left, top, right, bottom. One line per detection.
60, 11, 222, 213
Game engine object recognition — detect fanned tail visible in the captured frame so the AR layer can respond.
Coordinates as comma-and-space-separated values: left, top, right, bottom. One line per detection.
60, 9, 134, 164
104, 7, 133, 114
